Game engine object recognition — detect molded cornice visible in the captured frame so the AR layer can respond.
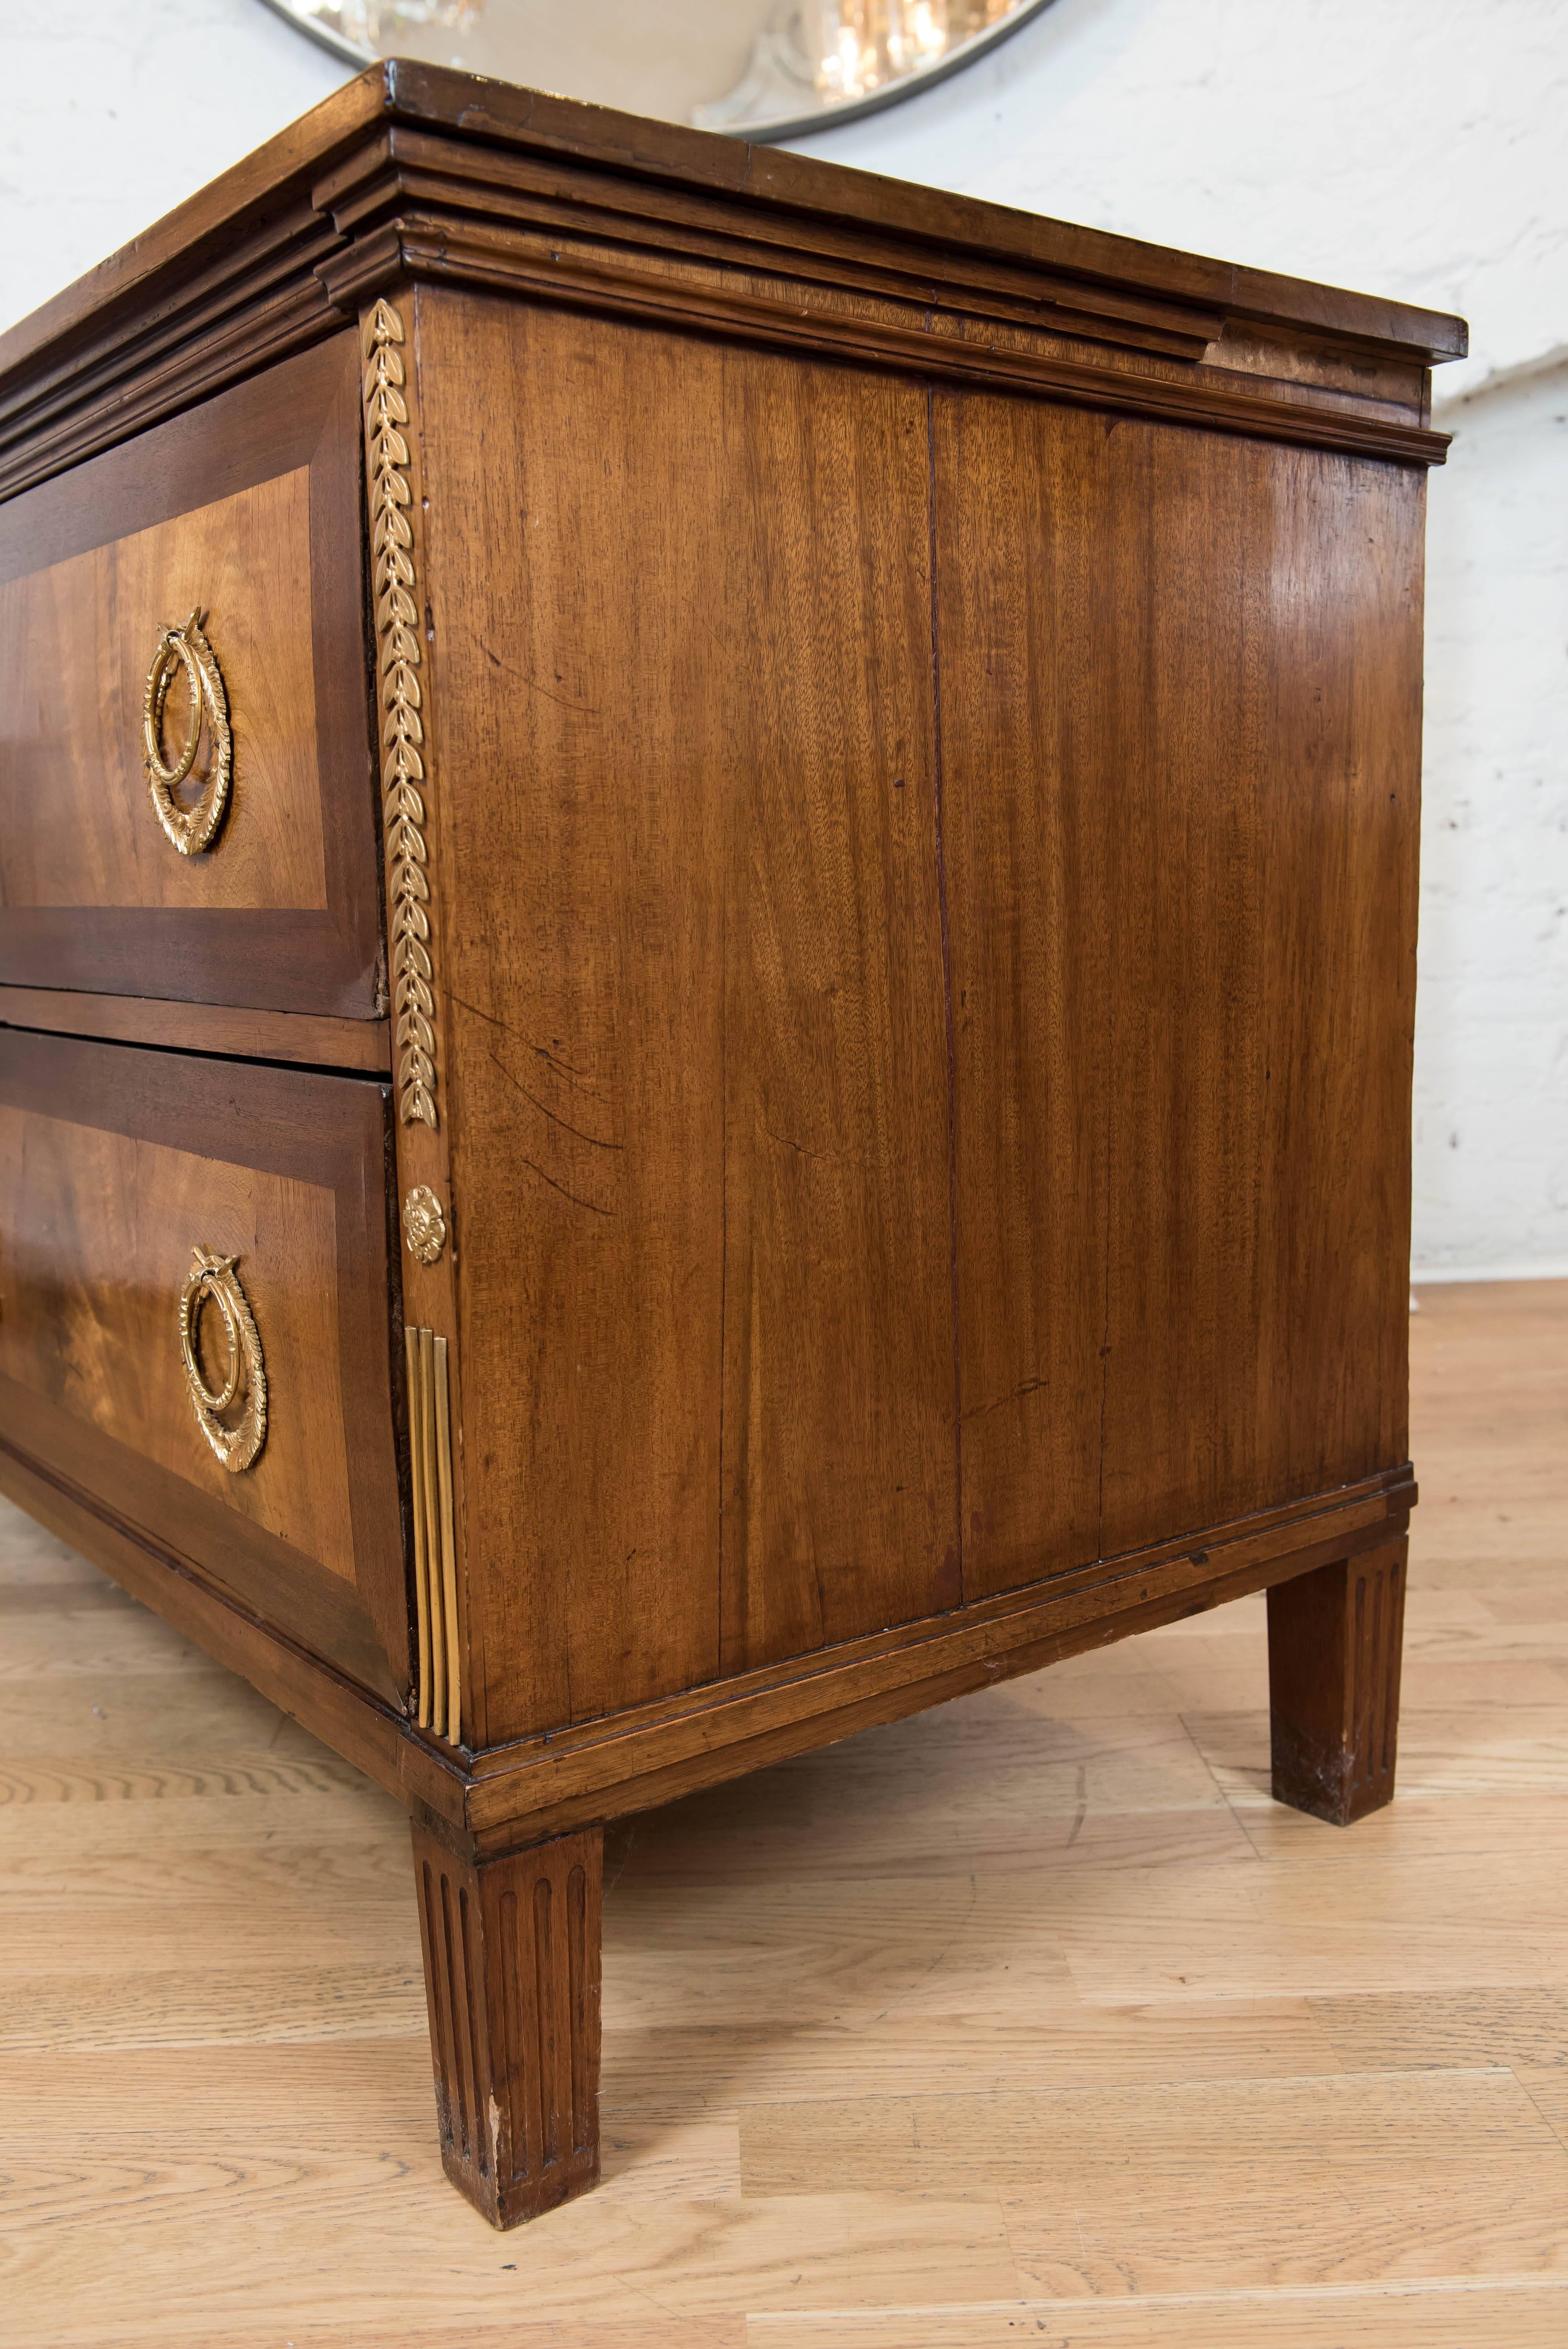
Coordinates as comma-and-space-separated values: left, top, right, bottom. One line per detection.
0, 61, 1465, 501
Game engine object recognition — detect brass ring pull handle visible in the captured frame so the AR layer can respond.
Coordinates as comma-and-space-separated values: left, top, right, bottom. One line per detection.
178, 1249, 267, 1473
143, 610, 232, 855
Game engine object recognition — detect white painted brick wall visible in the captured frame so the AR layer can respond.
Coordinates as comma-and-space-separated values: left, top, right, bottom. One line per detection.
1417, 360, 1568, 1276
2, 0, 1562, 1274
0, 2, 342, 330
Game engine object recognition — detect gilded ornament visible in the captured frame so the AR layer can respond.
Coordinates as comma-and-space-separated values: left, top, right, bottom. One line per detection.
406, 1324, 461, 1741
363, 296, 439, 1129
178, 1248, 267, 1473
143, 610, 232, 855
403, 1183, 447, 1265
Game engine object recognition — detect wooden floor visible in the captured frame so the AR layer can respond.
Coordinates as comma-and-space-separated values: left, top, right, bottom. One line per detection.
2, 1281, 1566, 2347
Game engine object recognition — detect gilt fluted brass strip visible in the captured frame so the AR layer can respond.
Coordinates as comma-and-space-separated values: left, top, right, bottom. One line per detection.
406, 1322, 461, 1741
363, 297, 438, 1129
434, 1333, 460, 1743
405, 1324, 432, 1729
420, 1325, 445, 1731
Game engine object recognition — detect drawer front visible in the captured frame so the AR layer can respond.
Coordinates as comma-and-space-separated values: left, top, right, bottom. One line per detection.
0, 336, 380, 1017
0, 1029, 408, 1700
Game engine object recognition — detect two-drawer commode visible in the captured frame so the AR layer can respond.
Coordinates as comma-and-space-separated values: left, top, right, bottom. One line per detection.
0, 61, 1463, 2226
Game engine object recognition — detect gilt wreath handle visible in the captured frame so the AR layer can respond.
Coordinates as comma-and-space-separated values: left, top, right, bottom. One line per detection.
178, 1248, 267, 1473
143, 610, 232, 856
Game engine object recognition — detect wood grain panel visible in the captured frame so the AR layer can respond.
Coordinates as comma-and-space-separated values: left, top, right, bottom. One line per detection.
415, 290, 956, 1736
1098, 435, 1422, 1552
416, 289, 726, 1739
0, 1030, 406, 1696
715, 342, 955, 1668
0, 987, 392, 1073
925, 401, 1418, 1598
930, 389, 1111, 1601
0, 337, 382, 1016
0, 468, 326, 910
0, 1119, 353, 1574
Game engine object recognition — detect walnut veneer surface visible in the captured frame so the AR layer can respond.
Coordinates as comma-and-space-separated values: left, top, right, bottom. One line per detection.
0, 61, 1465, 2228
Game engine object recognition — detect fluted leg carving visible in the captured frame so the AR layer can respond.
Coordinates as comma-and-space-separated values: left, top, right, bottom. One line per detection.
410, 1818, 602, 2227
1267, 1536, 1408, 1826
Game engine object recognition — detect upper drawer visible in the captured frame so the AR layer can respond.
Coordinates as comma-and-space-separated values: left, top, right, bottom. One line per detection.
0, 1025, 408, 1699
0, 335, 380, 1017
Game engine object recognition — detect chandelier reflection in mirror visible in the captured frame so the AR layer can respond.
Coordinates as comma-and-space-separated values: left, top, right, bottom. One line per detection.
259, 0, 1056, 139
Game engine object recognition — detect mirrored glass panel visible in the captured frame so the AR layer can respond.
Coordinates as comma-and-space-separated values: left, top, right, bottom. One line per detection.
258, 0, 1055, 138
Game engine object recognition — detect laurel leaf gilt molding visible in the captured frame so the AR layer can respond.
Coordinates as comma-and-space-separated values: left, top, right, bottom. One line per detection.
363, 295, 438, 1129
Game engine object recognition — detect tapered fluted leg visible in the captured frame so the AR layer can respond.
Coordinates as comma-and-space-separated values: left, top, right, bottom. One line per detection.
1266, 1536, 1407, 1825
410, 1817, 602, 2226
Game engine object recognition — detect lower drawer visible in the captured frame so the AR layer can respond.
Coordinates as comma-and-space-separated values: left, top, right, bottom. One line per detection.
0, 1027, 408, 1698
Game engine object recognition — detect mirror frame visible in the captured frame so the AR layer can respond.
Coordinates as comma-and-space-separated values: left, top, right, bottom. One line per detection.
253, 0, 1060, 141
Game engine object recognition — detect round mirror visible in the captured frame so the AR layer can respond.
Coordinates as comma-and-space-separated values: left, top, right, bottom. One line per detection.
256, 1, 1057, 139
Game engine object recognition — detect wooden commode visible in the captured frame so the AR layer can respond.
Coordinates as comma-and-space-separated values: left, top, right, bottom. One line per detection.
0, 64, 1464, 2227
